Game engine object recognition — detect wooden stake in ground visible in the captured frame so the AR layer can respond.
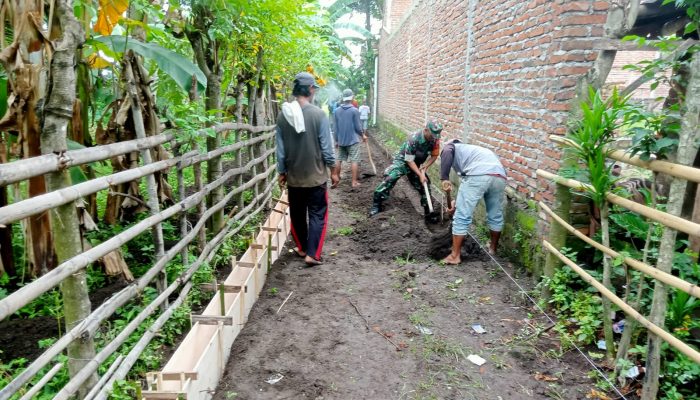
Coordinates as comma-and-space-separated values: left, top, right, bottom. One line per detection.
365, 141, 377, 176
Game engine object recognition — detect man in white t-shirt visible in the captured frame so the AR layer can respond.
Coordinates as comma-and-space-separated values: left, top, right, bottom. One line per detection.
358, 100, 370, 135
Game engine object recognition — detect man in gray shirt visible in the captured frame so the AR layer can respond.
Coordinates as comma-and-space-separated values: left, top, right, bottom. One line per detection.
440, 139, 506, 264
276, 72, 339, 266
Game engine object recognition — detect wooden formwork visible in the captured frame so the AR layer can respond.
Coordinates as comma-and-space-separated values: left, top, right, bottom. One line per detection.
142, 195, 290, 400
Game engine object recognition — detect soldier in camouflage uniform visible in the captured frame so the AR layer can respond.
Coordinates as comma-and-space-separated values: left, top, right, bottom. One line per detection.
369, 119, 443, 222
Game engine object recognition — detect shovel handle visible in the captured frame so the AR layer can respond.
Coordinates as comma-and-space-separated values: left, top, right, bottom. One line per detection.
422, 180, 433, 213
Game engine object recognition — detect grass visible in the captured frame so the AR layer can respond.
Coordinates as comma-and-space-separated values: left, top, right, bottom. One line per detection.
333, 226, 354, 236
409, 306, 433, 327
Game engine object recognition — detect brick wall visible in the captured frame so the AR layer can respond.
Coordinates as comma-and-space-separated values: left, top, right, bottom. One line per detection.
377, 0, 609, 203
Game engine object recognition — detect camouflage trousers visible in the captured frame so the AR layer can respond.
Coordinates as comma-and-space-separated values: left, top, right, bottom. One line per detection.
373, 162, 432, 209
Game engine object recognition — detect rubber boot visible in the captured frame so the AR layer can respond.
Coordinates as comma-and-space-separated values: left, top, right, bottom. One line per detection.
369, 195, 383, 217
489, 230, 501, 255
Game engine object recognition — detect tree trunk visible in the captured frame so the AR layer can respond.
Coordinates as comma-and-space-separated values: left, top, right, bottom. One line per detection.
641, 52, 700, 400
205, 73, 223, 232
0, 134, 15, 279
40, 0, 96, 396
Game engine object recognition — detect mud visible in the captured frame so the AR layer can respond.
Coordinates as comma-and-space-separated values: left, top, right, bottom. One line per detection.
210, 135, 597, 399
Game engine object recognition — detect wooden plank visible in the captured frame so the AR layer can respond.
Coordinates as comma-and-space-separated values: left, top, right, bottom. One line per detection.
142, 391, 186, 400
251, 243, 278, 251
191, 315, 233, 326
272, 197, 290, 206
159, 372, 198, 381
271, 208, 286, 214
261, 226, 281, 232
199, 284, 242, 293
237, 261, 256, 268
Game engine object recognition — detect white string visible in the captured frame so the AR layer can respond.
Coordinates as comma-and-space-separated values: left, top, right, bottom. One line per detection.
465, 230, 628, 400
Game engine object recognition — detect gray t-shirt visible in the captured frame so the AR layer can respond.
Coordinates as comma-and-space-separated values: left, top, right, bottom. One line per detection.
440, 143, 506, 180
276, 103, 336, 187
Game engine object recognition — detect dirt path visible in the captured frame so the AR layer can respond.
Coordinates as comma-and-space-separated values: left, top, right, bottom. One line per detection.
213, 138, 594, 400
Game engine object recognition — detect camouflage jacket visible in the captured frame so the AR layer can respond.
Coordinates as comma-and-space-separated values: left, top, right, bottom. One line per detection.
392, 131, 440, 166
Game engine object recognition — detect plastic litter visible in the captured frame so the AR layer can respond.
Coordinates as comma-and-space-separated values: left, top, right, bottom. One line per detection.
467, 354, 486, 366
625, 366, 641, 379
597, 340, 607, 350
471, 324, 486, 334
265, 373, 284, 384
415, 325, 433, 335
613, 320, 625, 334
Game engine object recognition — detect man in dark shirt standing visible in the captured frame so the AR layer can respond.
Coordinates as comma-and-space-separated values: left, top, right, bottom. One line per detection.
276, 72, 339, 266
369, 119, 442, 222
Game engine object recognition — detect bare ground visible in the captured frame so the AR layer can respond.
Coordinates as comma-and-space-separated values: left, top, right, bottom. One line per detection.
213, 139, 596, 400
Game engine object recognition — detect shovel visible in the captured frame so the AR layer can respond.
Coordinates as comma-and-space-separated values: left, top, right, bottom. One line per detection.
363, 140, 377, 176
422, 180, 434, 213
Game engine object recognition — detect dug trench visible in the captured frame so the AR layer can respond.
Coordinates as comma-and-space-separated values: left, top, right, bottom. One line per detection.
213, 134, 596, 400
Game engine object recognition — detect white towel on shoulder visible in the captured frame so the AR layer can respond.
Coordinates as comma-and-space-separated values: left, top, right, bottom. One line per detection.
281, 101, 305, 133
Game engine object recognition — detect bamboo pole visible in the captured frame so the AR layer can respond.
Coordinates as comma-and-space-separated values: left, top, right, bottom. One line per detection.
540, 201, 700, 298
0, 133, 175, 186
17, 363, 63, 400
0, 164, 276, 399
0, 152, 274, 322
94, 178, 277, 400
53, 273, 192, 399
0, 133, 273, 225
82, 355, 123, 400
193, 142, 206, 253
642, 52, 700, 400
174, 142, 188, 268
177, 131, 274, 170
549, 135, 700, 184
543, 240, 700, 364
0, 152, 196, 225
619, 39, 697, 98
124, 57, 167, 309
0, 123, 272, 186
536, 169, 700, 236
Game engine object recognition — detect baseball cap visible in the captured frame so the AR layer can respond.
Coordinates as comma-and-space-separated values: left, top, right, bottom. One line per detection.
426, 119, 443, 137
294, 72, 320, 88
342, 89, 354, 101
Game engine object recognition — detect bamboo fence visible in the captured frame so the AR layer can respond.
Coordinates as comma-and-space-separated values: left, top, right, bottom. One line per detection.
539, 138, 700, 367
0, 122, 279, 400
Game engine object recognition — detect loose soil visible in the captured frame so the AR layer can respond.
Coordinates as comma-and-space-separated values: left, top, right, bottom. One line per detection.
213, 138, 597, 400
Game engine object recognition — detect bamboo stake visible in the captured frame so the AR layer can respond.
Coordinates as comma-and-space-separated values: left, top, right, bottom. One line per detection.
543, 240, 700, 364
174, 141, 188, 268
549, 135, 700, 184
0, 133, 175, 186
17, 363, 63, 400
540, 201, 700, 298
536, 169, 700, 236
124, 57, 167, 308
193, 142, 206, 253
